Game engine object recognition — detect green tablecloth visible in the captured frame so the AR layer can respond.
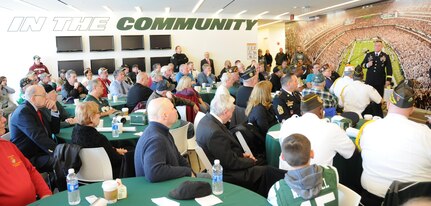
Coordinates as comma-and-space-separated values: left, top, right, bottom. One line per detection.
265, 119, 366, 193
30, 177, 268, 206
61, 97, 128, 116
199, 88, 216, 104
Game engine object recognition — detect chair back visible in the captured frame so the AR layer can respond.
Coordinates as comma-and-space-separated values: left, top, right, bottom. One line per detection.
194, 112, 206, 132
235, 131, 253, 155
338, 183, 361, 206
195, 145, 213, 175
176, 106, 188, 121
383, 181, 431, 206
169, 123, 189, 156
187, 111, 206, 151
1, 132, 11, 141
77, 147, 113, 182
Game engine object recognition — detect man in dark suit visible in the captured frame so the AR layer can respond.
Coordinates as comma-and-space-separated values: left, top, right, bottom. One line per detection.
200, 52, 215, 75
126, 72, 152, 112
361, 39, 392, 117
196, 94, 285, 196
10, 85, 60, 173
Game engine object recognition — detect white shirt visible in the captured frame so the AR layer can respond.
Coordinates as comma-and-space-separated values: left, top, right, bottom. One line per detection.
279, 113, 355, 170
329, 76, 353, 106
342, 80, 382, 117
215, 84, 230, 97
360, 113, 431, 197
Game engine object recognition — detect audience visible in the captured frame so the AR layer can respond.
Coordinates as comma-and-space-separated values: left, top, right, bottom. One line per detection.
264, 49, 273, 70
245, 81, 278, 137
197, 63, 216, 86
268, 134, 339, 205
134, 98, 192, 182
359, 81, 431, 205
72, 101, 127, 179
126, 72, 152, 112
321, 65, 334, 90
227, 66, 241, 97
121, 64, 134, 85
196, 94, 285, 196
129, 64, 140, 84
38, 72, 56, 92
188, 61, 199, 80
273, 73, 302, 122
61, 70, 88, 103
161, 65, 176, 86
279, 94, 355, 170
10, 85, 60, 173
56, 69, 67, 89
200, 51, 215, 75
84, 79, 116, 117
97, 67, 111, 98
305, 63, 321, 88
0, 76, 17, 118
109, 68, 131, 98
0, 108, 52, 205
275, 48, 288, 66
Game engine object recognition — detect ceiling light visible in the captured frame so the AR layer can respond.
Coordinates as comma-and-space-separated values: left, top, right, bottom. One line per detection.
275, 12, 290, 19
135, 6, 142, 13
297, 0, 361, 18
235, 10, 247, 17
15, 0, 47, 12
165, 7, 170, 13
253, 11, 269, 20
67, 4, 80, 12
258, 20, 283, 28
102, 5, 112, 13
192, 0, 205, 13
214, 9, 223, 16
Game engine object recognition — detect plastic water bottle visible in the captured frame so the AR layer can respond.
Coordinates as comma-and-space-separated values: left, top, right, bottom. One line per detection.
112, 116, 119, 138
67, 168, 80, 205
212, 159, 223, 195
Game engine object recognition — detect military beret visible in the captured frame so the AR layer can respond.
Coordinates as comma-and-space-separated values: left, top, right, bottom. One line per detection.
301, 94, 323, 112
389, 80, 415, 108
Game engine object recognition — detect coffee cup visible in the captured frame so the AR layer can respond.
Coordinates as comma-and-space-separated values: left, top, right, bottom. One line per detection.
122, 108, 129, 116
202, 83, 206, 88
102, 180, 118, 204
113, 95, 118, 103
74, 98, 79, 105
206, 87, 211, 92
97, 119, 104, 128
364, 114, 373, 120
107, 93, 113, 100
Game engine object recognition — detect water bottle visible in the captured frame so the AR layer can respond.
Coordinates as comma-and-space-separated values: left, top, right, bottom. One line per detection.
212, 159, 223, 195
112, 116, 119, 138
67, 168, 81, 205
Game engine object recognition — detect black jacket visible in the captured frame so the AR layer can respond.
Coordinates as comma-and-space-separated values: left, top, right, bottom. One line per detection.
269, 73, 281, 92
171, 53, 189, 73
126, 83, 152, 112
53, 143, 82, 191
71, 124, 123, 178
272, 89, 302, 122
200, 58, 215, 75
236, 86, 253, 108
247, 104, 278, 136
61, 81, 88, 103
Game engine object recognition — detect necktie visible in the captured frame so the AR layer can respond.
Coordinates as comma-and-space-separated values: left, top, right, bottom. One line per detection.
120, 82, 126, 94
37, 110, 45, 127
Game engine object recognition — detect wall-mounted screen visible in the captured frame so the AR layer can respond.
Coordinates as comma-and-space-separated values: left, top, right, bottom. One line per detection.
150, 57, 171, 67
58, 60, 84, 75
90, 59, 115, 74
123, 57, 145, 71
149, 35, 171, 50
56, 36, 83, 52
89, 36, 114, 51
121, 35, 144, 50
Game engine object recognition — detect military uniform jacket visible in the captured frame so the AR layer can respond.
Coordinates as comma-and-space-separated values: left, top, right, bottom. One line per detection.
361, 51, 392, 87
272, 89, 301, 122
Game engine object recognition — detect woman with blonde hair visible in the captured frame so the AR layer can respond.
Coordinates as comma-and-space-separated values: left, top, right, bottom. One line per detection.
175, 76, 209, 120
71, 101, 127, 178
245, 80, 278, 136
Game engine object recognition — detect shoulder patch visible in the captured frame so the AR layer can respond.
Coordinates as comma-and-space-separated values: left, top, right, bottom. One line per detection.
277, 105, 284, 115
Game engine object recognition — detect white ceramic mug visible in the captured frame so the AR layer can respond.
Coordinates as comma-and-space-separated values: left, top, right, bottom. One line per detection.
113, 95, 118, 103
74, 98, 79, 105
364, 114, 373, 120
122, 108, 129, 116
107, 93, 113, 100
206, 87, 211, 92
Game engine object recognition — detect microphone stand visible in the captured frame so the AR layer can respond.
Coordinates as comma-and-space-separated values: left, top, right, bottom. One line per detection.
348, 51, 369, 66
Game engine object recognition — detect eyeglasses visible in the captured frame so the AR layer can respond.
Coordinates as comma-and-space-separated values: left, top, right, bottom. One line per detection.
34, 94, 46, 98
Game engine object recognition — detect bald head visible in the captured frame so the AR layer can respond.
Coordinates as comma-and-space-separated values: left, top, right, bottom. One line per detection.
25, 85, 47, 109
147, 98, 178, 127
137, 72, 149, 86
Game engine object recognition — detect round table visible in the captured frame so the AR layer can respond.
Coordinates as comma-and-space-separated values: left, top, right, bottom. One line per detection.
61, 97, 128, 116
198, 88, 216, 104
30, 177, 268, 206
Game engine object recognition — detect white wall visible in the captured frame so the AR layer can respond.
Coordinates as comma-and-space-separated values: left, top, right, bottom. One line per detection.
258, 22, 286, 59
0, 11, 258, 100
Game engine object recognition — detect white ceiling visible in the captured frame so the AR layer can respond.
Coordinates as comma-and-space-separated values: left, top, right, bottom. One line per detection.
1, 0, 383, 20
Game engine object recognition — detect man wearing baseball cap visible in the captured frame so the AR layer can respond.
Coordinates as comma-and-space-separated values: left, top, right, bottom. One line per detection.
359, 80, 431, 205
29, 55, 50, 76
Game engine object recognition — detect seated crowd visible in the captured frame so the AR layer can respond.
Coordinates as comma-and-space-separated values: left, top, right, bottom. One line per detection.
0, 51, 430, 206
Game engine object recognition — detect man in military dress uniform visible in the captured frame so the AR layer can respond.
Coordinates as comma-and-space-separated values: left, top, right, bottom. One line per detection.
273, 73, 301, 122
361, 39, 392, 117
171, 45, 189, 73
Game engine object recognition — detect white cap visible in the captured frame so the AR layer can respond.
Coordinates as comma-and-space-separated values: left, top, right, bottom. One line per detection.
68, 168, 75, 174
344, 65, 355, 72
214, 159, 220, 165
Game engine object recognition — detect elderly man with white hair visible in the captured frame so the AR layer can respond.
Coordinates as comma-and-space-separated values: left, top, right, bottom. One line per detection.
329, 65, 355, 106
161, 65, 175, 85
196, 94, 285, 196
134, 97, 192, 182
197, 63, 216, 86
215, 72, 234, 97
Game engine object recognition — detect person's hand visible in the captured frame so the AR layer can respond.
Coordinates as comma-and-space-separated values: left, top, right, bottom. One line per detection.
65, 117, 77, 124
366, 61, 373, 68
243, 153, 257, 162
116, 148, 128, 155
193, 104, 199, 113
73, 82, 79, 89
104, 108, 116, 116
45, 99, 57, 111
166, 91, 173, 99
